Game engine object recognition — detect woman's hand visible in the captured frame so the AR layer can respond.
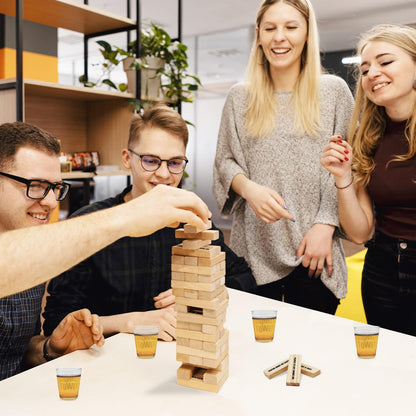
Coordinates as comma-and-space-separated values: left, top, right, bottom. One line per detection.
321, 135, 353, 187
296, 224, 335, 277
242, 180, 294, 223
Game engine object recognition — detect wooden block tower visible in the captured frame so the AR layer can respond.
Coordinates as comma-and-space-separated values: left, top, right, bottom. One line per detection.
172, 221, 229, 393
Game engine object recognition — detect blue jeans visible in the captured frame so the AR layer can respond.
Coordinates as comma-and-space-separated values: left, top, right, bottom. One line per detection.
362, 231, 416, 336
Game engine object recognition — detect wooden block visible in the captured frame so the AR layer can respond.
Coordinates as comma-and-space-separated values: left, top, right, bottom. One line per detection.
286, 354, 302, 386
183, 220, 212, 233
177, 353, 203, 366
171, 255, 185, 265
172, 288, 185, 297
177, 364, 193, 380
203, 298, 229, 318
184, 272, 198, 282
198, 281, 226, 300
176, 321, 189, 330
301, 363, 321, 378
185, 257, 198, 267
203, 330, 229, 353
184, 256, 198, 266
182, 239, 211, 250
197, 252, 225, 266
172, 244, 221, 258
177, 345, 219, 361
184, 289, 198, 299
176, 337, 190, 347
202, 324, 218, 334
202, 347, 228, 369
175, 228, 219, 241
263, 359, 290, 379
171, 271, 185, 281
177, 370, 227, 393
188, 323, 202, 331
197, 269, 226, 283
177, 310, 226, 326
175, 327, 225, 343
171, 275, 224, 292
172, 263, 222, 276
174, 303, 188, 313
203, 356, 229, 385
178, 347, 228, 370
189, 339, 203, 349
175, 287, 227, 310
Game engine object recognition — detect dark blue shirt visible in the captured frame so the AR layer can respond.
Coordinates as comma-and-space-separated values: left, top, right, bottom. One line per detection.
0, 284, 44, 380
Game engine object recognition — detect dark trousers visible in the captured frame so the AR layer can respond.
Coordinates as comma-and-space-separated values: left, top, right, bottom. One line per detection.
256, 264, 339, 315
362, 231, 416, 337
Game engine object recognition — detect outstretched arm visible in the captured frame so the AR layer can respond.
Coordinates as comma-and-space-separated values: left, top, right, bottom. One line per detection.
0, 186, 211, 297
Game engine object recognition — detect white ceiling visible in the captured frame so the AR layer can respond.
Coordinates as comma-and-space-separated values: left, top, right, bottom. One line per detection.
92, 0, 416, 52
58, 0, 416, 92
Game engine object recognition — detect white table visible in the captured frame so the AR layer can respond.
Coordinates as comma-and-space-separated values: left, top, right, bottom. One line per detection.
0, 289, 415, 415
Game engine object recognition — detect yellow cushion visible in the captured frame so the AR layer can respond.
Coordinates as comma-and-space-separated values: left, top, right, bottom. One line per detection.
335, 249, 367, 323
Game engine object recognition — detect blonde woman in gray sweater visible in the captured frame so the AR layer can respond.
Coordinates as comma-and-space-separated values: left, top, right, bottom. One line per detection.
213, 0, 354, 313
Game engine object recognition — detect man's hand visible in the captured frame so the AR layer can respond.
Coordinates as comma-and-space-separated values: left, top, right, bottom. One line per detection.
126, 307, 177, 342
296, 224, 335, 277
154, 288, 175, 309
122, 185, 212, 238
49, 309, 104, 356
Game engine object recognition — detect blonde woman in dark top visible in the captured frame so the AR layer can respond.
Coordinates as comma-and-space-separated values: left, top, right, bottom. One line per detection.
321, 24, 416, 336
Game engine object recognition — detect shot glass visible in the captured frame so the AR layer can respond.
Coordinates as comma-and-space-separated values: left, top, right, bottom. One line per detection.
56, 368, 82, 400
251, 310, 277, 342
354, 325, 380, 358
134, 325, 159, 358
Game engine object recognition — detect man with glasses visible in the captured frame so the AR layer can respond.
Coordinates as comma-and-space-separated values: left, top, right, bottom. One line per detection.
43, 104, 255, 342
0, 121, 105, 381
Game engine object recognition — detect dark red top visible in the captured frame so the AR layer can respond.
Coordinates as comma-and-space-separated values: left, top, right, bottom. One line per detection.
367, 118, 416, 241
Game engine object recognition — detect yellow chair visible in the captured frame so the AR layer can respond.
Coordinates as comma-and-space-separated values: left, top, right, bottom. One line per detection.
335, 250, 367, 323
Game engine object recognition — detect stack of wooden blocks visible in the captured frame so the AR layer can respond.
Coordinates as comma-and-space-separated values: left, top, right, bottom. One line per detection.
172, 221, 229, 393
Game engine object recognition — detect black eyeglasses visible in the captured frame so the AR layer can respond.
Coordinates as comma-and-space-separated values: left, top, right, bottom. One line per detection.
128, 149, 188, 174
0, 171, 70, 201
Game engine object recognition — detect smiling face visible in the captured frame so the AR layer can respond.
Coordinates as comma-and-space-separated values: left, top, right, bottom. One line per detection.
257, 1, 308, 82
0, 147, 61, 232
122, 127, 186, 200
360, 40, 416, 120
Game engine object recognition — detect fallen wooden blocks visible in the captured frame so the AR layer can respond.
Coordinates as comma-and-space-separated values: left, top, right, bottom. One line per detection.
173, 221, 229, 393
264, 354, 321, 386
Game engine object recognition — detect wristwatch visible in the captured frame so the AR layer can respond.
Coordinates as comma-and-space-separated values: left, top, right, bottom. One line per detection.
43, 337, 55, 361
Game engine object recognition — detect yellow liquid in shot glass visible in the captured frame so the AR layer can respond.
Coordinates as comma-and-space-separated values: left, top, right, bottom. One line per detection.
355, 334, 379, 358
57, 375, 81, 400
134, 334, 158, 358
252, 317, 277, 342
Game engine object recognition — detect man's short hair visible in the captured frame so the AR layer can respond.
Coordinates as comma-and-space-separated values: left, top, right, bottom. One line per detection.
0, 122, 61, 169
128, 104, 189, 149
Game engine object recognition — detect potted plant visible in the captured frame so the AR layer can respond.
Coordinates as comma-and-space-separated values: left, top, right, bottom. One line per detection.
79, 22, 201, 111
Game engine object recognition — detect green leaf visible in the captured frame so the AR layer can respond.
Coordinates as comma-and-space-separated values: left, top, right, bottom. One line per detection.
102, 79, 118, 90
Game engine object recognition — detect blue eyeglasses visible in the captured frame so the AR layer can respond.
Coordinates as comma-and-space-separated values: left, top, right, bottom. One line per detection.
128, 149, 188, 174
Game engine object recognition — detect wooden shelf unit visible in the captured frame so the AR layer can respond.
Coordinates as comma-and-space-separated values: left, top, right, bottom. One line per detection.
0, 0, 136, 35
0, 0, 139, 169
0, 78, 135, 168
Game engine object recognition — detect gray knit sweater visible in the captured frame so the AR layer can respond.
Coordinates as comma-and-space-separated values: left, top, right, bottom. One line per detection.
213, 74, 354, 298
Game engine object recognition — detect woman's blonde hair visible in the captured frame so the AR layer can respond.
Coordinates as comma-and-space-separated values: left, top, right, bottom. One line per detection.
349, 24, 416, 187
245, 0, 322, 138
